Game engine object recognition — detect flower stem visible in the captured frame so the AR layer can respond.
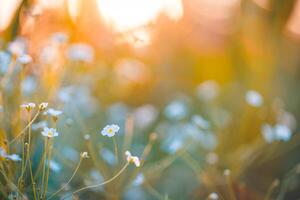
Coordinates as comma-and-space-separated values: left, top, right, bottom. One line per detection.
62, 163, 129, 200
113, 137, 119, 164
47, 158, 83, 200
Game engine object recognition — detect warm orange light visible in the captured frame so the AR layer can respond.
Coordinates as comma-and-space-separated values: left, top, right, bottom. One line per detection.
0, 0, 22, 31
96, 0, 183, 32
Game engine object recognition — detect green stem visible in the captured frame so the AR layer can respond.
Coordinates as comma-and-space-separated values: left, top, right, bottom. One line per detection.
47, 158, 82, 200
62, 163, 129, 200
112, 137, 119, 164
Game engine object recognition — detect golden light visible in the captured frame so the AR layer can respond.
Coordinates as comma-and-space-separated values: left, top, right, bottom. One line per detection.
0, 0, 22, 31
96, 0, 183, 32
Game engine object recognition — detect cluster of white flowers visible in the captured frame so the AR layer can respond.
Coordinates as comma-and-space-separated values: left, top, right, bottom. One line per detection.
261, 123, 292, 143
20, 102, 49, 112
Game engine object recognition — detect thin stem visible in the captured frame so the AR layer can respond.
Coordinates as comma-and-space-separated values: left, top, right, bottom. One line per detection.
62, 163, 129, 200
43, 139, 53, 199
47, 158, 83, 200
113, 137, 119, 164
40, 138, 49, 199
264, 179, 279, 200
26, 112, 37, 200
224, 171, 236, 200
9, 110, 40, 146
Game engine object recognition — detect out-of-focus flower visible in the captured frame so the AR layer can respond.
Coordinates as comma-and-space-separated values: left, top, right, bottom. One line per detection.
32, 121, 48, 131
80, 152, 89, 159
164, 100, 188, 120
39, 102, 48, 110
51, 32, 69, 43
245, 90, 263, 107
101, 124, 120, 137
20, 102, 36, 112
261, 123, 292, 143
67, 43, 94, 62
22, 76, 37, 96
133, 104, 158, 129
41, 127, 60, 138
49, 160, 62, 172
17, 54, 32, 64
44, 108, 63, 120
125, 151, 140, 167
6, 154, 21, 161
196, 80, 219, 101
7, 37, 27, 56
0, 148, 21, 161
39, 45, 59, 64
192, 115, 210, 129
0, 51, 11, 74
132, 173, 145, 186
208, 192, 219, 200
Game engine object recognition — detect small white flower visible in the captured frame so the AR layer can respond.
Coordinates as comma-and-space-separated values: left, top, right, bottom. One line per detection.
17, 54, 32, 64
20, 102, 36, 112
196, 80, 219, 101
7, 37, 27, 56
261, 123, 292, 143
125, 151, 140, 167
6, 154, 21, 161
44, 108, 63, 117
101, 124, 120, 137
41, 127, 59, 138
80, 152, 89, 159
39, 102, 48, 110
245, 90, 263, 107
208, 192, 219, 200
67, 43, 94, 62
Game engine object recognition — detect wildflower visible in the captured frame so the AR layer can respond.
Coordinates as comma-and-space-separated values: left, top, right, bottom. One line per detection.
125, 151, 140, 167
132, 173, 145, 186
261, 123, 292, 143
101, 124, 120, 137
80, 152, 89, 159
6, 154, 21, 161
39, 102, 48, 110
84, 134, 90, 140
67, 43, 94, 62
51, 32, 69, 43
192, 115, 210, 129
41, 127, 59, 138
164, 100, 188, 120
245, 90, 263, 107
196, 80, 219, 101
7, 37, 27, 56
17, 54, 32, 64
208, 192, 219, 200
32, 121, 48, 131
20, 102, 36, 112
44, 108, 62, 121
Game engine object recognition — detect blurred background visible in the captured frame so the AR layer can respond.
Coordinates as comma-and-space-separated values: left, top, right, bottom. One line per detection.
1, 0, 300, 199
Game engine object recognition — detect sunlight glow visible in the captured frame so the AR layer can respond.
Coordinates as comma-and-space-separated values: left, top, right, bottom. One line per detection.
0, 0, 22, 31
96, 0, 183, 32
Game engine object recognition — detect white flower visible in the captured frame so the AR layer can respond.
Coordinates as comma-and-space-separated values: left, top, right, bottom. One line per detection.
20, 102, 36, 112
101, 124, 120, 137
6, 154, 21, 161
17, 54, 32, 64
261, 123, 292, 143
67, 43, 94, 62
80, 152, 89, 159
208, 192, 219, 200
41, 127, 59, 138
125, 151, 140, 167
192, 115, 210, 129
7, 37, 27, 56
44, 108, 63, 117
245, 90, 263, 107
196, 80, 219, 101
39, 102, 48, 110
